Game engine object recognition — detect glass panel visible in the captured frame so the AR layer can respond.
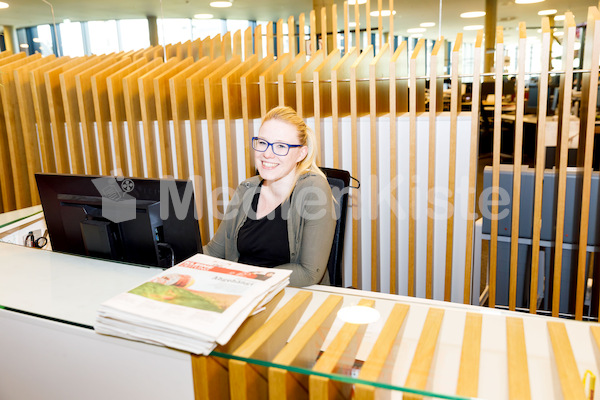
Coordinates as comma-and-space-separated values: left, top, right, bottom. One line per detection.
118, 19, 150, 51
192, 19, 224, 40
35, 24, 56, 56
158, 18, 193, 45
60, 21, 84, 57
88, 20, 119, 55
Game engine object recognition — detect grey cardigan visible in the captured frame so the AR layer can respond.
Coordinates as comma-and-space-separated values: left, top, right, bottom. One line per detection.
203, 172, 336, 287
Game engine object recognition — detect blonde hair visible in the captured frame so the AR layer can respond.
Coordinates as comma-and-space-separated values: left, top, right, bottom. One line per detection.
261, 106, 326, 180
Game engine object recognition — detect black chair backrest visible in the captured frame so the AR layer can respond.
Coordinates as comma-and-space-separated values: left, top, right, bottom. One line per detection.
320, 167, 351, 287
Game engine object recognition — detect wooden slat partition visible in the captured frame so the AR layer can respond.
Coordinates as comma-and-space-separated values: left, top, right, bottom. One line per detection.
506, 317, 531, 399
138, 58, 183, 178
576, 7, 600, 320
240, 55, 276, 179
350, 45, 374, 289
313, 48, 341, 165
254, 27, 262, 59
456, 312, 482, 397
426, 38, 445, 300
260, 53, 292, 118
233, 30, 242, 58
278, 52, 307, 109
154, 57, 194, 177
444, 34, 462, 302
308, 298, 375, 399
123, 58, 164, 177
1, 54, 42, 208
552, 13, 576, 318
508, 23, 527, 311
369, 42, 391, 291
106, 57, 152, 176
30, 56, 70, 175
14, 56, 56, 205
267, 22, 275, 56
463, 30, 483, 304
90, 57, 132, 175
288, 17, 296, 56
489, 27, 504, 308
408, 39, 426, 297
295, 49, 325, 118
529, 18, 551, 314
169, 57, 211, 180
276, 20, 284, 57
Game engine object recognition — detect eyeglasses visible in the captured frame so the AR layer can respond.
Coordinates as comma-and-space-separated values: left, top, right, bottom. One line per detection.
251, 137, 302, 156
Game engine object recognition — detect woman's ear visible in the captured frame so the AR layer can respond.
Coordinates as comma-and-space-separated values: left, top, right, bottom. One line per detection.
296, 146, 308, 163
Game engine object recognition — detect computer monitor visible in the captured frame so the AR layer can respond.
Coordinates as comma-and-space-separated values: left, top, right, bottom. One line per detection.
35, 173, 202, 268
525, 84, 559, 116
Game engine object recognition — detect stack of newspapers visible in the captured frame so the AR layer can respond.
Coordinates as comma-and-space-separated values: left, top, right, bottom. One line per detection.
95, 253, 291, 355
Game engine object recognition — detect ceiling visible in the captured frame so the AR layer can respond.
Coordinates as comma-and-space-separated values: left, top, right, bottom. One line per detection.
0, 0, 596, 43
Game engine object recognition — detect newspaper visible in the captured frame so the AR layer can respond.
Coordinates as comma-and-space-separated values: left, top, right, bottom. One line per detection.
95, 253, 291, 354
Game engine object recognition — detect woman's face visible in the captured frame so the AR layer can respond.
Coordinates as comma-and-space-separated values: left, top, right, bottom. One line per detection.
255, 119, 307, 184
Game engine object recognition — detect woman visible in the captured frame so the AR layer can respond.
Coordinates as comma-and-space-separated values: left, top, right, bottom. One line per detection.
204, 106, 336, 287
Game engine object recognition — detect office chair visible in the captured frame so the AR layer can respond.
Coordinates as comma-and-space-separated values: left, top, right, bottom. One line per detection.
320, 167, 359, 287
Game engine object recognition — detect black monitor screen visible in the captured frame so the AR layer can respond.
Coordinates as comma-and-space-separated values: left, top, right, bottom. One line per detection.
35, 173, 202, 268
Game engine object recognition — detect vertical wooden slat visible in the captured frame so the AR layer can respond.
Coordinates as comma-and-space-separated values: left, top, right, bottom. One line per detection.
508, 23, 527, 311
313, 49, 341, 165
408, 39, 426, 297
233, 30, 242, 58
278, 52, 306, 109
377, 0, 383, 49
310, 10, 317, 54
388, 0, 394, 45
547, 321, 587, 399
404, 308, 444, 397
1, 54, 42, 208
426, 38, 445, 300
350, 45, 374, 289
456, 313, 482, 397
295, 50, 325, 119
389, 41, 408, 295
369, 42, 391, 291
529, 18, 551, 313
288, 16, 296, 57
254, 25, 263, 59
444, 34, 462, 302
169, 57, 211, 180
276, 19, 284, 57
354, 303, 409, 400
244, 27, 254, 60
463, 30, 484, 304
506, 317, 531, 399
267, 21, 275, 56
489, 26, 504, 308
0, 52, 20, 211
299, 13, 306, 55
222, 31, 233, 60
344, 1, 349, 54
123, 58, 164, 177
355, 2, 360, 53
574, 7, 600, 321
154, 58, 194, 178
553, 12, 576, 318
331, 4, 337, 52
259, 53, 292, 118
90, 57, 131, 175
321, 7, 327, 55
366, 0, 371, 47
30, 57, 69, 174
106, 57, 152, 176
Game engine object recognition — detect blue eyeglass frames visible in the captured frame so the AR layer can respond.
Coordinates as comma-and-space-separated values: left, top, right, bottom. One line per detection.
251, 137, 302, 156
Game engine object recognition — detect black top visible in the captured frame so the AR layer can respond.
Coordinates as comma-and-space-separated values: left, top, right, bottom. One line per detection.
237, 187, 291, 268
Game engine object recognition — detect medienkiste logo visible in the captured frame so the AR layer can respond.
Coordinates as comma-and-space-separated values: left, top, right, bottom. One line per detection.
92, 177, 137, 223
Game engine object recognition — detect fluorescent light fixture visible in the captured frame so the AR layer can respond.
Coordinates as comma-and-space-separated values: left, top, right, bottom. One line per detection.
538, 9, 557, 15
554, 15, 565, 21
410, 34, 423, 38
420, 22, 436, 27
32, 37, 42, 43
0, 2, 9, 9
370, 10, 396, 17
337, 306, 381, 324
209, 1, 232, 8
464, 25, 484, 31
348, 0, 367, 4
515, 0, 544, 3
20, 43, 29, 48
407, 27, 426, 33
460, 11, 485, 18
194, 13, 214, 19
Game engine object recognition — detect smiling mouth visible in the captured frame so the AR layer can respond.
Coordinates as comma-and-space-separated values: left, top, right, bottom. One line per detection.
261, 161, 278, 168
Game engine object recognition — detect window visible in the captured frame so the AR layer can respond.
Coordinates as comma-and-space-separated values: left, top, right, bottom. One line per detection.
88, 20, 119, 55
158, 18, 193, 45
192, 19, 224, 40
35, 24, 56, 56
60, 21, 84, 57
118, 19, 150, 51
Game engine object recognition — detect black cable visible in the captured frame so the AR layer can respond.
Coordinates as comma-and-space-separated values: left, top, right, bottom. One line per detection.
156, 242, 175, 268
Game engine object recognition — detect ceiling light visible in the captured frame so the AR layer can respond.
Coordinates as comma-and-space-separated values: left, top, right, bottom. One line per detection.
209, 1, 232, 8
348, 0, 367, 4
515, 0, 545, 4
32, 38, 41, 43
407, 27, 426, 33
20, 44, 29, 48
420, 22, 436, 27
464, 25, 484, 31
460, 11, 486, 18
554, 15, 565, 21
370, 10, 396, 17
337, 306, 380, 324
538, 9, 557, 15
0, 2, 9, 9
194, 13, 214, 19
